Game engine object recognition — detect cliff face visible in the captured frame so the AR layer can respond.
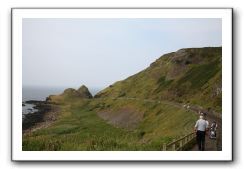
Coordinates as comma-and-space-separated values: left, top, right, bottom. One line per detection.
95, 47, 222, 112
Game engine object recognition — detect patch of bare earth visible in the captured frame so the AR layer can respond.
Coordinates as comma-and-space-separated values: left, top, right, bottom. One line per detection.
98, 107, 144, 130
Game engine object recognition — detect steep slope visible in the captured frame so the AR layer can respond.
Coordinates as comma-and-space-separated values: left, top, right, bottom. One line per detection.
95, 47, 222, 113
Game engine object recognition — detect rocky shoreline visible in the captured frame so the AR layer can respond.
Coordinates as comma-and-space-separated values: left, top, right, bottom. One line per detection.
22, 85, 93, 134
22, 100, 58, 133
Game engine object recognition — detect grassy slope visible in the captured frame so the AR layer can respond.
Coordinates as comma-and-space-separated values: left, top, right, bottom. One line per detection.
95, 47, 222, 113
23, 47, 220, 150
23, 98, 197, 151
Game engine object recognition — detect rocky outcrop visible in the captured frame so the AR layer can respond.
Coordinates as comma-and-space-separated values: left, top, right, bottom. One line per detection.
77, 85, 93, 98
61, 85, 92, 98
62, 88, 81, 97
46, 85, 92, 103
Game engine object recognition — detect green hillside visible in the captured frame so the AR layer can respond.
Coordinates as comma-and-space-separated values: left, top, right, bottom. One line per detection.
95, 47, 222, 113
23, 47, 222, 151
23, 98, 197, 150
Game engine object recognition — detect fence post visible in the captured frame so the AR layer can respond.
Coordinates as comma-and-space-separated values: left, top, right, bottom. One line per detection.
189, 134, 192, 140
172, 139, 176, 151
163, 143, 166, 151
179, 140, 183, 151
163, 132, 196, 151
191, 133, 194, 140
185, 136, 188, 144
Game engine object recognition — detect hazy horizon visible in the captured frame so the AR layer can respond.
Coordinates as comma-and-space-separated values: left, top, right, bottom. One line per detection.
23, 18, 222, 89
22, 85, 102, 101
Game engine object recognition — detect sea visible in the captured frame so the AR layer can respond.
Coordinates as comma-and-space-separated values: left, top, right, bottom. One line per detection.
22, 86, 102, 117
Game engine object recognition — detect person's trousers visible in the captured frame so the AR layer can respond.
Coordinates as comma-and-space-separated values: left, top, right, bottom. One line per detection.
196, 130, 206, 151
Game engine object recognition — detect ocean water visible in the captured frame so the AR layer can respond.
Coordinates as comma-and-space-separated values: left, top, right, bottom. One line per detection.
22, 103, 38, 114
22, 86, 65, 118
22, 103, 38, 119
22, 86, 64, 102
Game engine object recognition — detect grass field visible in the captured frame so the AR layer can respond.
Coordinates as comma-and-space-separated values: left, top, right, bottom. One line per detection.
23, 98, 198, 151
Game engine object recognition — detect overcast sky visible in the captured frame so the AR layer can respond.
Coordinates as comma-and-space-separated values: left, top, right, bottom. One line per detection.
23, 18, 221, 90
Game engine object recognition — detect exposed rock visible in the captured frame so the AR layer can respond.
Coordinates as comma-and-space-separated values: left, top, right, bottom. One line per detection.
62, 88, 80, 97
22, 101, 53, 131
46, 85, 93, 103
77, 85, 93, 98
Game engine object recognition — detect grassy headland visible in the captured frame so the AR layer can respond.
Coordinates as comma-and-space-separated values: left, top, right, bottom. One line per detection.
22, 47, 221, 151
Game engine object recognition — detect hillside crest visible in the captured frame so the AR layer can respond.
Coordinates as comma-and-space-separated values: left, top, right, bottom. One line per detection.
95, 47, 222, 112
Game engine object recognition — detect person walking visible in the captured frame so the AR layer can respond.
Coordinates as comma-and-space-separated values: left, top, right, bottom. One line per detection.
194, 115, 209, 151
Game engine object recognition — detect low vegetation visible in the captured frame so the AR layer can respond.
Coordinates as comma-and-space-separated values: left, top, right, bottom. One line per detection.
23, 98, 197, 151
23, 47, 221, 151
96, 47, 222, 113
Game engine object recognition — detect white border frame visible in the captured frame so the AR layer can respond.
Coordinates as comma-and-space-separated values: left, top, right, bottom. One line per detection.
12, 8, 232, 161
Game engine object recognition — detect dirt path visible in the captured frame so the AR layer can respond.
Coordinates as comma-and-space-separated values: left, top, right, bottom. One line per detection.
191, 134, 218, 151
193, 129, 218, 151
188, 107, 222, 151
